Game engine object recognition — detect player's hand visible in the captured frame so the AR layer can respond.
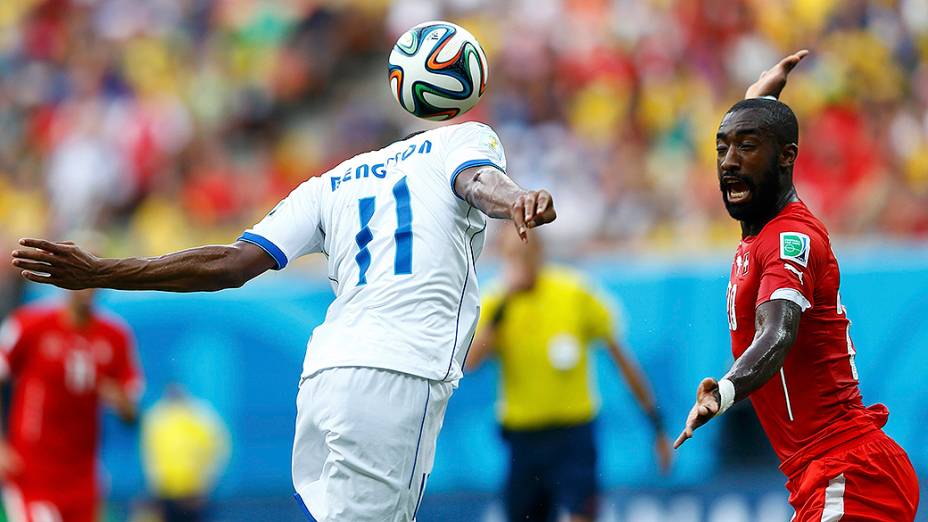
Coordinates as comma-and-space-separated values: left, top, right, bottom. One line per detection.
673, 377, 721, 449
99, 378, 139, 424
510, 190, 556, 241
11, 239, 104, 289
744, 49, 809, 100
0, 440, 23, 479
655, 432, 673, 474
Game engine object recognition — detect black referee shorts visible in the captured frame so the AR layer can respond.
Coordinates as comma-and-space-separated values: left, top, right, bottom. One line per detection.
501, 420, 598, 521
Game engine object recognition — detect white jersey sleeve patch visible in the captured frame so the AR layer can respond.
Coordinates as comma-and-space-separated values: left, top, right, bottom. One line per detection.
240, 176, 325, 269
442, 122, 507, 198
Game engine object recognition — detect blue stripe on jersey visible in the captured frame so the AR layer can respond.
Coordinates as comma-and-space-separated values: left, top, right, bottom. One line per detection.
238, 232, 288, 270
393, 176, 413, 275
355, 197, 376, 285
293, 493, 318, 521
444, 205, 486, 381
449, 159, 505, 200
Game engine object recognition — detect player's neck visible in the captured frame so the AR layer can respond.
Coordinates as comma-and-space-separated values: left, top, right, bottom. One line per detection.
740, 186, 799, 237
65, 307, 92, 328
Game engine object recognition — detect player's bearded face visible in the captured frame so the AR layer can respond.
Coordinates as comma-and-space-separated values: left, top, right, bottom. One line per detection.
720, 149, 782, 222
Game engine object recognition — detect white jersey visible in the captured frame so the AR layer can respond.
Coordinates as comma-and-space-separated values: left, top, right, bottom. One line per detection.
240, 122, 506, 383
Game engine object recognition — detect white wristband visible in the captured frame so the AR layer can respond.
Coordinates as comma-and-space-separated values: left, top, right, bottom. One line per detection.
717, 378, 735, 416
759, 95, 778, 101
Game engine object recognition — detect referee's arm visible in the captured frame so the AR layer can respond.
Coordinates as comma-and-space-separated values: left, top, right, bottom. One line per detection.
464, 296, 509, 372
605, 337, 673, 473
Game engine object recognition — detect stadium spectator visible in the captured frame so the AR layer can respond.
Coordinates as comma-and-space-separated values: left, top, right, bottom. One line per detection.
466, 230, 672, 522
141, 384, 229, 522
0, 287, 143, 522
0, 1, 925, 259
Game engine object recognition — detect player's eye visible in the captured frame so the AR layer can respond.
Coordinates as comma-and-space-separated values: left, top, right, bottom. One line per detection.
739, 142, 756, 151
716, 144, 728, 154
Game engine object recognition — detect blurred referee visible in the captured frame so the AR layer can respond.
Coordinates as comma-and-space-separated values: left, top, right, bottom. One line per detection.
466, 230, 671, 522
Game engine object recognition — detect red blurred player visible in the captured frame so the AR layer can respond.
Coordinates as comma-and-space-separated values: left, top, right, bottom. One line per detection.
674, 51, 920, 521
0, 288, 142, 522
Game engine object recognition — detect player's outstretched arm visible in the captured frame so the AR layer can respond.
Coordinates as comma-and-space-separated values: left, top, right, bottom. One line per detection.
673, 299, 801, 448
744, 49, 809, 99
11, 239, 276, 292
454, 166, 556, 240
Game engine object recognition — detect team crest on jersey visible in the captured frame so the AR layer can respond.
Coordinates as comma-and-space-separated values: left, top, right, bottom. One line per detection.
481, 132, 504, 164
780, 232, 810, 267
735, 252, 750, 277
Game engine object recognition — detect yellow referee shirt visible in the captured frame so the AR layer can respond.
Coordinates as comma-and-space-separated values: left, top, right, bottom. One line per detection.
477, 267, 616, 431
142, 399, 229, 499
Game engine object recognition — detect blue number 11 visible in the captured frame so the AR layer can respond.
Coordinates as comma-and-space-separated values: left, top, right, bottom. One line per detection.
355, 176, 413, 285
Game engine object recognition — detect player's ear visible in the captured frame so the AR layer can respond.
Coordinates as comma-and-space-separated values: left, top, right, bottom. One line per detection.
779, 143, 798, 169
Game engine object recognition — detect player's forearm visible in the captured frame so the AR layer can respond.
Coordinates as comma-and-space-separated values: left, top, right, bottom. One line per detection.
102, 385, 139, 424
608, 340, 661, 425
722, 300, 801, 403
95, 245, 253, 292
457, 166, 529, 219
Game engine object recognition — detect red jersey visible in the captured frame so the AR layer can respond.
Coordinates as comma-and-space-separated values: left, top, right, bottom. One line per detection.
0, 304, 143, 498
726, 201, 888, 477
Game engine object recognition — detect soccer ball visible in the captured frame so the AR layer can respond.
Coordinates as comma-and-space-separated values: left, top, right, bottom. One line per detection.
388, 21, 489, 121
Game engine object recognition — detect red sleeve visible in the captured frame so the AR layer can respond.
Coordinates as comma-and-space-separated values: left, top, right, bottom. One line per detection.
0, 310, 31, 379
755, 222, 821, 312
104, 323, 145, 400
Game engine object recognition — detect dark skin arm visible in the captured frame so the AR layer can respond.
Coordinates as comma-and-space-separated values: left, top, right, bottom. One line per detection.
453, 165, 556, 240
12, 167, 554, 291
674, 299, 801, 448
11, 240, 275, 292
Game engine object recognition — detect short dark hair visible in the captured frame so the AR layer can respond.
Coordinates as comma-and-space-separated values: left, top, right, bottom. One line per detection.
725, 98, 799, 147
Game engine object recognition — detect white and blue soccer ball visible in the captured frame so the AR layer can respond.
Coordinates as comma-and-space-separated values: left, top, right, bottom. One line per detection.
388, 21, 489, 121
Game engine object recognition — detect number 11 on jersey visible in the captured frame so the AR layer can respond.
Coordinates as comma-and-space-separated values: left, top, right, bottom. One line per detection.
355, 176, 413, 285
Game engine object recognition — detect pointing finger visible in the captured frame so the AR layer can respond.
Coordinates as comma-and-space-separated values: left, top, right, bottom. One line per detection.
511, 197, 528, 241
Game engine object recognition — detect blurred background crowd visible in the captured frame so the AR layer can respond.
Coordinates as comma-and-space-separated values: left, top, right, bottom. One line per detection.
0, 1, 927, 520
1, 0, 927, 267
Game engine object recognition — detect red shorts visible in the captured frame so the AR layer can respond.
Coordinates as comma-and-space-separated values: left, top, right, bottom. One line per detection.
1, 484, 97, 522
786, 431, 920, 521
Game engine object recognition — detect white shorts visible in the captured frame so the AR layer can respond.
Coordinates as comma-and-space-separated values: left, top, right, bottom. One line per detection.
291, 367, 453, 522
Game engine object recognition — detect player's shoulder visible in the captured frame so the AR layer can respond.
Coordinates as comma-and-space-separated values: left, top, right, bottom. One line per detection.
763, 201, 828, 234
433, 120, 499, 141
7, 303, 60, 327
757, 202, 831, 265
93, 310, 135, 340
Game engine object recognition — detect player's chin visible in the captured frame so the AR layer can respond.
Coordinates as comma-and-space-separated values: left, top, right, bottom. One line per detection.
723, 200, 757, 221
